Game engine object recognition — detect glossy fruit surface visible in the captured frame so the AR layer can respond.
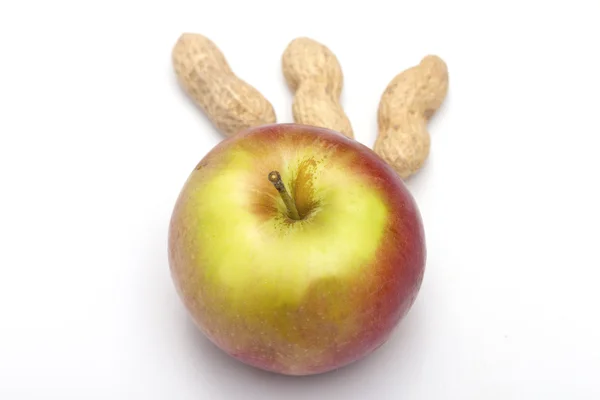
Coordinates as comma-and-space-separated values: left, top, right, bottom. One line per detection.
168, 123, 426, 375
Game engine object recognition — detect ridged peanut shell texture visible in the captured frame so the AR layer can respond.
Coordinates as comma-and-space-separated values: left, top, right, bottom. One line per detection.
374, 55, 448, 179
172, 33, 276, 137
282, 37, 354, 138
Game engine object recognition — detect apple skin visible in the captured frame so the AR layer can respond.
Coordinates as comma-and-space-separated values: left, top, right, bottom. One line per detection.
168, 123, 426, 376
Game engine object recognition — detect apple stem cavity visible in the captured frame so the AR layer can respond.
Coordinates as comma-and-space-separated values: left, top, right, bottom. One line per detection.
268, 171, 301, 220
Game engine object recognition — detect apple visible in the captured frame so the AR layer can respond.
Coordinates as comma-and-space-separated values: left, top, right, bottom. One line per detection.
168, 123, 426, 375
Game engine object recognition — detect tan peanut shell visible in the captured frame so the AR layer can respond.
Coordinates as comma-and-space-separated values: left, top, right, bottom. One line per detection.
281, 37, 354, 139
374, 55, 448, 179
172, 33, 276, 137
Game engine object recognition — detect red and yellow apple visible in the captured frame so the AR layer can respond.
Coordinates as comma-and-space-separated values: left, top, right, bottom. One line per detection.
168, 124, 426, 375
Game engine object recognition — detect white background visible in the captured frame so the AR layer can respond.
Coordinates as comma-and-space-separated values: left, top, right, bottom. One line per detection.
1, 0, 599, 398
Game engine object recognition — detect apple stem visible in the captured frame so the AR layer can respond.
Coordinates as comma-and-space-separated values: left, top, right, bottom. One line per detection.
268, 171, 301, 220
